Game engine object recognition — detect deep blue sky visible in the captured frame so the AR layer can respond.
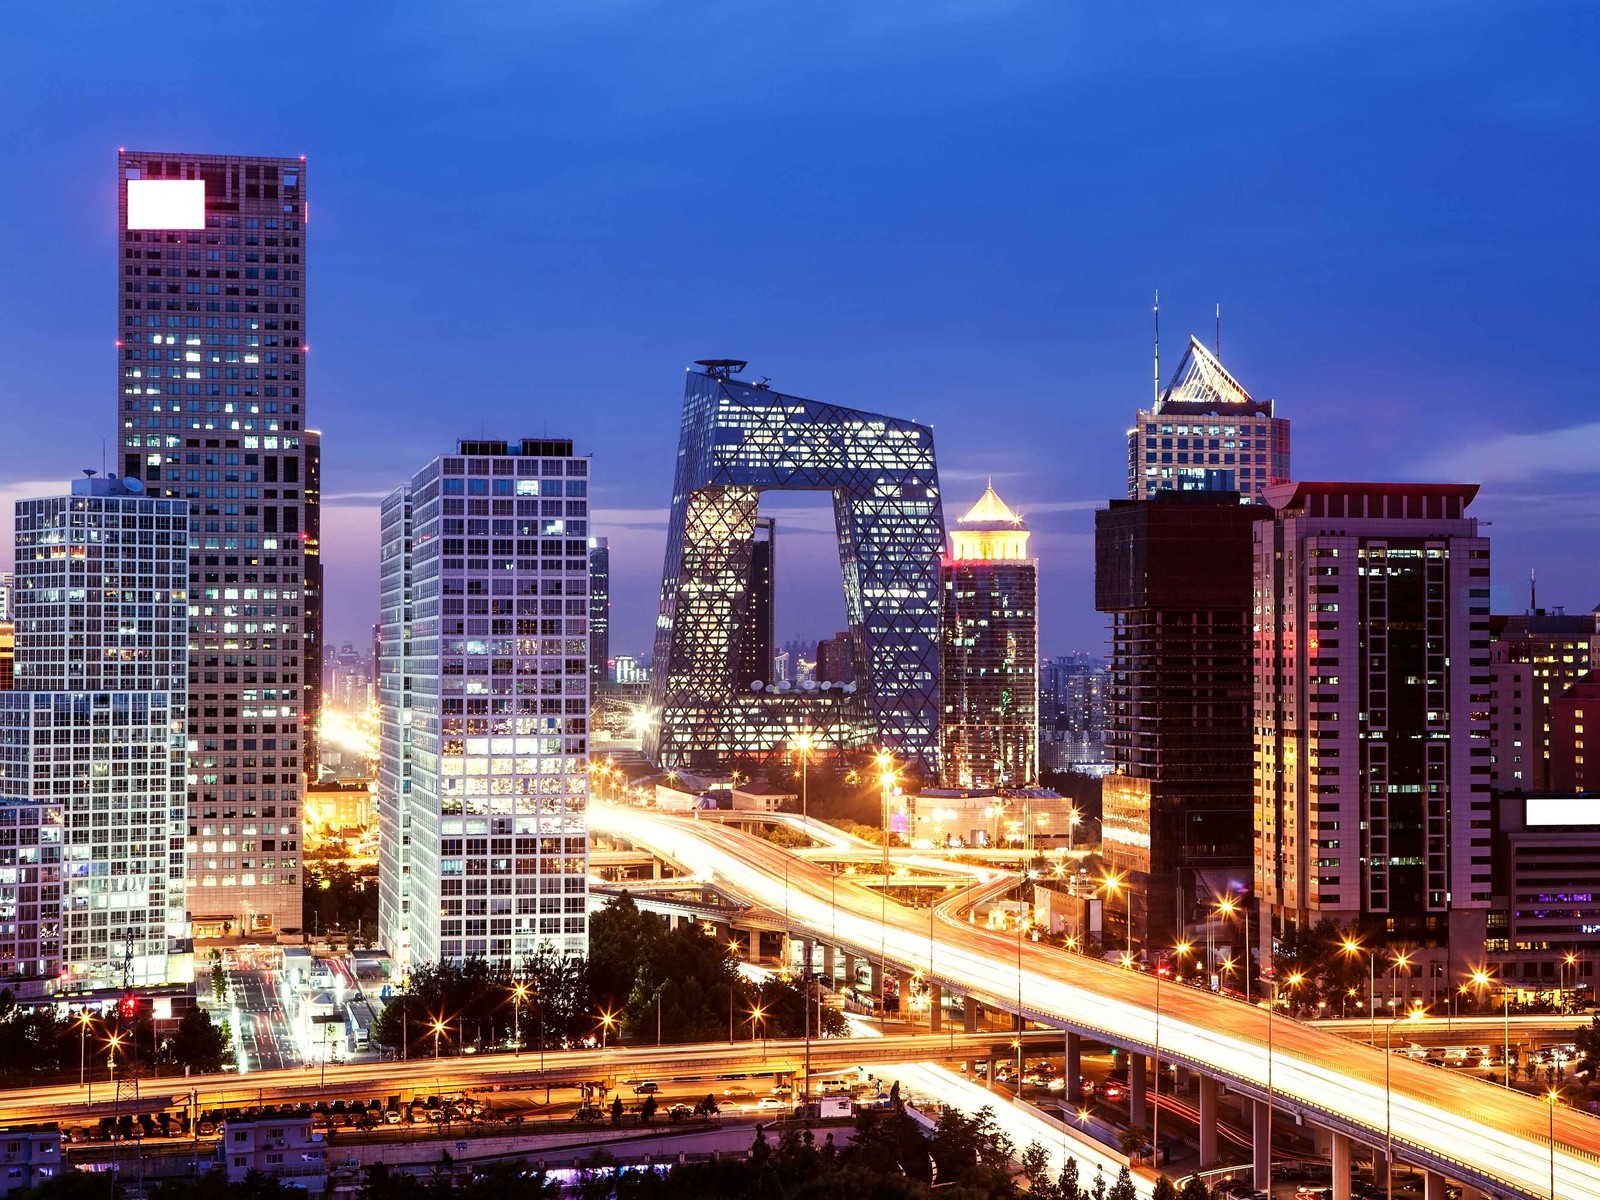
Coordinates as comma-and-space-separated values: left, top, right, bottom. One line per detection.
3, 2, 1598, 656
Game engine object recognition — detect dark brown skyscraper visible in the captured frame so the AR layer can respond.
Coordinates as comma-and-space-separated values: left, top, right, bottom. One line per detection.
115, 150, 310, 937
1095, 489, 1259, 950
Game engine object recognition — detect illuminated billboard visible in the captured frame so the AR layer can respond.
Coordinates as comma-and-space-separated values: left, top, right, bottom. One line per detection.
1526, 796, 1600, 827
127, 178, 205, 230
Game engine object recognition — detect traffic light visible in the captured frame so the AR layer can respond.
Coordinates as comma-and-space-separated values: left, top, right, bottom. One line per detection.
119, 995, 138, 1020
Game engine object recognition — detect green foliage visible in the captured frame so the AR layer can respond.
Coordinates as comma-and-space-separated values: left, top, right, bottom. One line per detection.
302, 860, 378, 939
150, 1168, 304, 1200
1574, 1013, 1600, 1081
1152, 1174, 1181, 1200
170, 1007, 230, 1074
1179, 1175, 1212, 1200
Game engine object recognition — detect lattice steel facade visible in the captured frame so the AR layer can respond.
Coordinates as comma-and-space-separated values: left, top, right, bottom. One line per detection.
646, 366, 945, 773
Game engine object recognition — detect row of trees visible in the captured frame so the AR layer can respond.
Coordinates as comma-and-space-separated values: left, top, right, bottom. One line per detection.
371, 894, 845, 1055
0, 990, 229, 1087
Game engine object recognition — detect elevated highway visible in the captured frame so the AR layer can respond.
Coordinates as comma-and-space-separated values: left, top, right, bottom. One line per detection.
591, 801, 1600, 1200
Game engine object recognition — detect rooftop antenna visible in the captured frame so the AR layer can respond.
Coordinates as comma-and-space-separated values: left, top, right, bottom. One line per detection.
1530, 567, 1537, 614
1152, 289, 1160, 406
101, 438, 106, 477
1215, 302, 1221, 358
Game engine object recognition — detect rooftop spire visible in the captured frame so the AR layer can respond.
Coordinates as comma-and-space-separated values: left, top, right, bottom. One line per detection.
1153, 335, 1256, 412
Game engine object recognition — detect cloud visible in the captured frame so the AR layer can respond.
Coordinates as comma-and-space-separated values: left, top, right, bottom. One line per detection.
1418, 422, 1600, 484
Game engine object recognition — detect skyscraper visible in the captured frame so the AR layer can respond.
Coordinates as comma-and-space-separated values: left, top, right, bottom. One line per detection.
588, 537, 610, 689
1254, 482, 1492, 988
377, 440, 591, 969
647, 361, 945, 774
1095, 489, 1260, 947
939, 484, 1038, 789
1127, 337, 1289, 503
303, 428, 324, 777
376, 488, 414, 968
0, 474, 190, 989
114, 149, 308, 938
732, 518, 775, 687
0, 572, 13, 622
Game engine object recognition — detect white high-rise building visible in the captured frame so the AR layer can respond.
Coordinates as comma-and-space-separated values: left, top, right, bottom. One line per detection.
0, 475, 191, 990
0, 572, 14, 622
1254, 481, 1492, 994
378, 440, 591, 969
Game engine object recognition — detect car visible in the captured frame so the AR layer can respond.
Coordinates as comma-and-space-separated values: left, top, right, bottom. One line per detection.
668, 1104, 693, 1122
384, 1110, 401, 1125
771, 1083, 793, 1097
1094, 1080, 1125, 1102
723, 1085, 754, 1099
632, 1081, 659, 1095
1295, 1188, 1334, 1200
757, 1097, 788, 1112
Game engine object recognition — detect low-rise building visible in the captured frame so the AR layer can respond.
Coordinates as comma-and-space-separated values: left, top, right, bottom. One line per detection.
0, 1127, 61, 1197
218, 1110, 326, 1192
1487, 793, 1600, 1000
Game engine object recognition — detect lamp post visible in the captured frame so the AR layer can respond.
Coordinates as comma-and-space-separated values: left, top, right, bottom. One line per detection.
511, 983, 528, 1057
749, 1005, 766, 1052
1388, 950, 1412, 1015
794, 732, 814, 828
1102, 871, 1131, 963
430, 1018, 447, 1059
877, 752, 897, 1021
1342, 938, 1377, 1046
1385, 1007, 1426, 1200
1266, 970, 1302, 1178
1152, 941, 1190, 1169
597, 1009, 617, 1051
77, 1011, 95, 1097
1545, 1088, 1561, 1200
1469, 970, 1508, 1088
1561, 953, 1579, 1013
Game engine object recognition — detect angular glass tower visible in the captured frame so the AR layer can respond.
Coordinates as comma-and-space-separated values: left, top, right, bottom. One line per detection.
646, 363, 945, 774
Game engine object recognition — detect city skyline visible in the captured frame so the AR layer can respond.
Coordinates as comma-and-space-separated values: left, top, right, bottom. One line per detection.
3, 4, 1599, 658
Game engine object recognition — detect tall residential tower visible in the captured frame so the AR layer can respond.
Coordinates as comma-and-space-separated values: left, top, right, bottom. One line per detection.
0, 475, 190, 989
378, 440, 592, 969
114, 150, 310, 937
1254, 482, 1493, 989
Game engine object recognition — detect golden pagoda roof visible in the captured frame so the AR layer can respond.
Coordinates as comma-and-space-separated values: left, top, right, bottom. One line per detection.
958, 481, 1023, 527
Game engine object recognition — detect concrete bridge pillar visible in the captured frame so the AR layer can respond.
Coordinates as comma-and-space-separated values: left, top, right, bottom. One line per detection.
843, 953, 858, 987
1331, 1131, 1352, 1200
963, 996, 980, 1034
929, 983, 942, 1033
869, 960, 883, 998
1064, 1032, 1082, 1102
1129, 1052, 1147, 1129
822, 944, 836, 983
987, 1056, 998, 1091
746, 930, 763, 964
1421, 1170, 1447, 1200
1197, 1075, 1218, 1166
1252, 1100, 1271, 1191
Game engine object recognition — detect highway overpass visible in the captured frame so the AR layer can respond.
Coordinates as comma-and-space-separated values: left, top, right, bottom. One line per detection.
591, 801, 1600, 1200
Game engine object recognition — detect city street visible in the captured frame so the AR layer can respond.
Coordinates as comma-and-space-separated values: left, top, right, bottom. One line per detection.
220, 949, 300, 1073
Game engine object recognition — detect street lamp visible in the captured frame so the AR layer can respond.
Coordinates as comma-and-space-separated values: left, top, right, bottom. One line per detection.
1264, 969, 1302, 1186
1152, 941, 1191, 1168
77, 1011, 96, 1097
793, 732, 814, 828
430, 1018, 447, 1059
1384, 1007, 1427, 1200
1561, 952, 1579, 1013
1215, 894, 1248, 998
511, 983, 528, 1057
1469, 969, 1510, 1088
1342, 937, 1377, 1046
1545, 1087, 1561, 1200
1388, 950, 1413, 1014
877, 752, 897, 1020
1101, 871, 1131, 962
748, 1005, 766, 1051
597, 1008, 617, 1050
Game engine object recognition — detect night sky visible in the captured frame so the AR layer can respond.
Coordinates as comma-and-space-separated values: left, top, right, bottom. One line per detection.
2, 3, 1597, 657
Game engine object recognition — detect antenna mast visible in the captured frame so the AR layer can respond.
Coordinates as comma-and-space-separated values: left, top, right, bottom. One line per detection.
1215, 302, 1221, 358
1152, 289, 1160, 406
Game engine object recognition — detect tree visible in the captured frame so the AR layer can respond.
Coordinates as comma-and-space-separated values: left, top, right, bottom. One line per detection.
1117, 1125, 1146, 1157
1574, 1013, 1600, 1084
1108, 1165, 1138, 1200
1152, 1175, 1180, 1200
1179, 1176, 1212, 1200
1020, 1142, 1060, 1200
169, 1007, 229, 1074
1059, 1155, 1085, 1200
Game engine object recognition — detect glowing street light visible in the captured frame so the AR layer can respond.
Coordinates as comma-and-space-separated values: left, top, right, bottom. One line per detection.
511, 982, 529, 1057
597, 1008, 618, 1050
1342, 937, 1378, 1045
430, 1018, 448, 1059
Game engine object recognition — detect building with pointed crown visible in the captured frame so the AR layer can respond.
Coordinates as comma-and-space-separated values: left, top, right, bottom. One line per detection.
1127, 336, 1289, 502
939, 484, 1038, 790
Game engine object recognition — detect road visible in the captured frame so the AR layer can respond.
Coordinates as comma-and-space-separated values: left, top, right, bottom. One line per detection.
0, 1030, 1062, 1127
590, 801, 1600, 1200
221, 949, 300, 1073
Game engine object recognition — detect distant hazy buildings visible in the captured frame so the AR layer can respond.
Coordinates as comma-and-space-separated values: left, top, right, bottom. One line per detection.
732, 518, 775, 688
377, 439, 591, 969
939, 485, 1038, 790
647, 362, 944, 774
1254, 482, 1492, 984
1, 475, 191, 990
1039, 654, 1109, 773
1127, 337, 1289, 503
114, 149, 312, 938
1096, 488, 1259, 947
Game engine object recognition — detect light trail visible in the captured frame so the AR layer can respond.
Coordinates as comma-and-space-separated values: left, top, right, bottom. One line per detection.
592, 802, 1600, 1200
